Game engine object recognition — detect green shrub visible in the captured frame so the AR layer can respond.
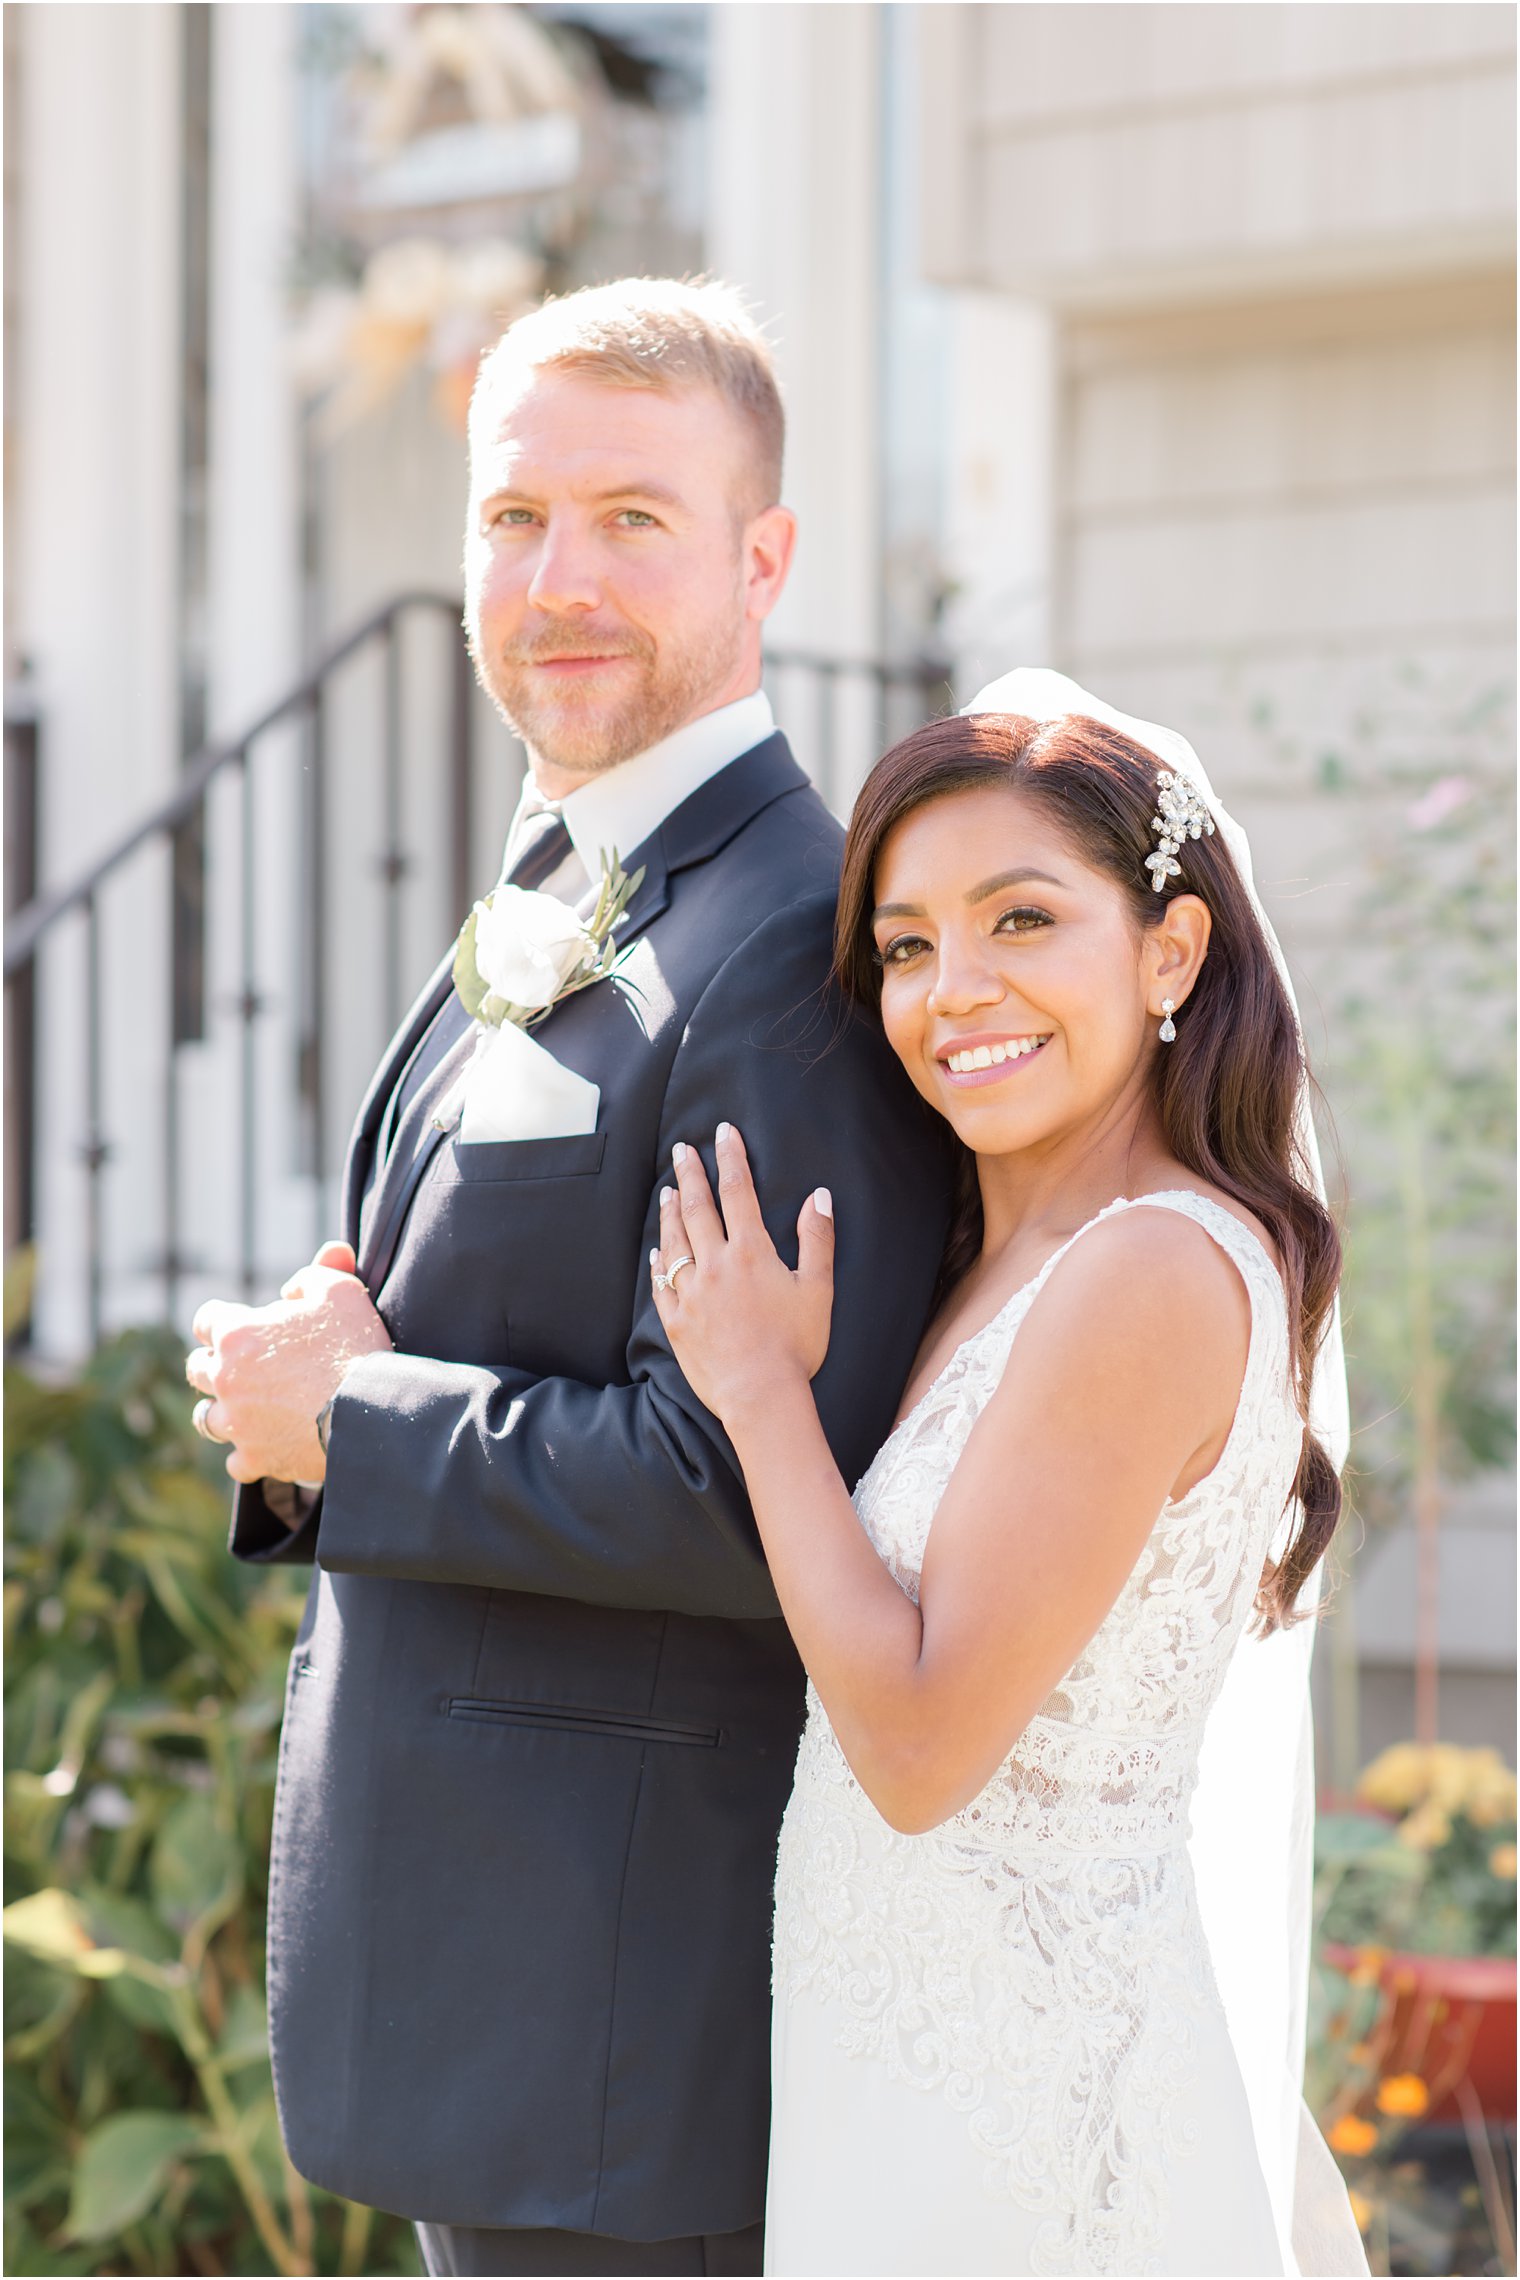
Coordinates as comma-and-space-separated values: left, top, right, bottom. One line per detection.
3, 1315, 421, 2277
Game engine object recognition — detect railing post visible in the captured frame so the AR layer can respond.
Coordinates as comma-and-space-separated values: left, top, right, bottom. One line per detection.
163, 937, 183, 1326
380, 610, 406, 1036
813, 662, 838, 811
916, 653, 952, 725
300, 681, 327, 1245
4, 696, 39, 1297
82, 893, 107, 1349
450, 624, 474, 926
238, 748, 260, 1299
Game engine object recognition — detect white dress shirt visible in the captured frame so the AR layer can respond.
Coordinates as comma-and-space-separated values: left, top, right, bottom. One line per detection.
502, 689, 776, 904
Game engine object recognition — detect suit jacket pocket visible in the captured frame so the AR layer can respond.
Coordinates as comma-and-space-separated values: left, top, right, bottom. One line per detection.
446, 1697, 722, 1747
448, 1131, 607, 1184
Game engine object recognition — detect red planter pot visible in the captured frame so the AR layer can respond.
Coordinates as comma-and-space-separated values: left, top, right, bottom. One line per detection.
1323, 1942, 1517, 2123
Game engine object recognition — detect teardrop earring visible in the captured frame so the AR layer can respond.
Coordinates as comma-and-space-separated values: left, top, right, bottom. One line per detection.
1159, 998, 1177, 1044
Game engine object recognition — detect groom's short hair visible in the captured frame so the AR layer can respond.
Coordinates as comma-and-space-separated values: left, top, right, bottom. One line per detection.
471, 277, 785, 511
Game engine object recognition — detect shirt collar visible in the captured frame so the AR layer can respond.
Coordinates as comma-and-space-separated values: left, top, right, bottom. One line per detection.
507, 689, 775, 882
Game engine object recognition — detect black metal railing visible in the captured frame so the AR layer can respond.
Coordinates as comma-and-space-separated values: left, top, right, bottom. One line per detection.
4, 690, 40, 1274
3, 603, 948, 1353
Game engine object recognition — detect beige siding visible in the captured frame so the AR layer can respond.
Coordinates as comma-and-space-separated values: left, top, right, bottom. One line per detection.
1056, 274, 1515, 686
924, 4, 1515, 304
976, 2, 1516, 118
1047, 275, 1514, 998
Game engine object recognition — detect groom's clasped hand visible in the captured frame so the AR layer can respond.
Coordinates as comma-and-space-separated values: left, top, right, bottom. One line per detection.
184, 1238, 391, 1485
650, 1126, 835, 1427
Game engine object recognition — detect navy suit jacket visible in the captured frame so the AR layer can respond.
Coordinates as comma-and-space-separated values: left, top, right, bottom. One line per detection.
232, 735, 955, 2235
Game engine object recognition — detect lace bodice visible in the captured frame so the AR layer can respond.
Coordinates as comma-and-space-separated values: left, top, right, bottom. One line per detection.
773, 1192, 1304, 2275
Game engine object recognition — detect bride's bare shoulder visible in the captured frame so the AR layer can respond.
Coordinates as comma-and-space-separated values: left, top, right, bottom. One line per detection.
1141, 1180, 1283, 1278
1012, 1201, 1257, 1377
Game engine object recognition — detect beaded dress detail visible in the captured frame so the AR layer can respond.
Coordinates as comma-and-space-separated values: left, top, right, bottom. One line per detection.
769, 1193, 1302, 2278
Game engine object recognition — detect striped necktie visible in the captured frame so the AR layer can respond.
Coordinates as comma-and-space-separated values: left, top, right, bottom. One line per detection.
504, 809, 582, 898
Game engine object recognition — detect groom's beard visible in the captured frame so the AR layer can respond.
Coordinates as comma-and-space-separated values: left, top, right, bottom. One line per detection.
475, 604, 746, 775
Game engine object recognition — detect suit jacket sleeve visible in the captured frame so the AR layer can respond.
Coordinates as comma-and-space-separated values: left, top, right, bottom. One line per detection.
232, 897, 954, 1618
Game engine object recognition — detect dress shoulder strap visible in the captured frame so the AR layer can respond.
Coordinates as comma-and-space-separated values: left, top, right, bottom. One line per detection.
1024, 1188, 1288, 1348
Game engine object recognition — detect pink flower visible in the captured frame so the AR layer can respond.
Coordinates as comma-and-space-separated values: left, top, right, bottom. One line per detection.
1406, 776, 1471, 832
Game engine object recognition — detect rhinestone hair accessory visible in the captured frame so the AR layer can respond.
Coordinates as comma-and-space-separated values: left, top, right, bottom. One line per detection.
1145, 769, 1216, 893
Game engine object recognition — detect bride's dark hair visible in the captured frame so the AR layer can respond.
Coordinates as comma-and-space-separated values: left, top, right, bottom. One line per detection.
833, 711, 1343, 1633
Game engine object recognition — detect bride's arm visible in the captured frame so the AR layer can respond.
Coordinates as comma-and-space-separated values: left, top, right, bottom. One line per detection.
655, 1124, 1253, 1834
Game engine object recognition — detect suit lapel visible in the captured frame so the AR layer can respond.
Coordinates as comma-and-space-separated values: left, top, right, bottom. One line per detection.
358, 1035, 468, 1292
603, 840, 670, 955
341, 953, 455, 1249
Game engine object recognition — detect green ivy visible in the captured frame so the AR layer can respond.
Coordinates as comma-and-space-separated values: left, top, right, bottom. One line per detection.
3, 1309, 422, 2277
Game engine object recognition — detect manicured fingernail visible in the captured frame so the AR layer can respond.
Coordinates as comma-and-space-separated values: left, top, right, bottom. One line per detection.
672, 1142, 688, 1167
649, 1248, 659, 1267
815, 1188, 833, 1219
660, 1186, 674, 1207
716, 1121, 732, 1143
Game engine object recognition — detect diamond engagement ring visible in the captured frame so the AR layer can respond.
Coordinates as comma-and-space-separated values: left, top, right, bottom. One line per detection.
654, 1254, 695, 1293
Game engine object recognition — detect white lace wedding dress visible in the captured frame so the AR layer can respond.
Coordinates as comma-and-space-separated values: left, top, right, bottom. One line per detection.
767, 1192, 1350, 2278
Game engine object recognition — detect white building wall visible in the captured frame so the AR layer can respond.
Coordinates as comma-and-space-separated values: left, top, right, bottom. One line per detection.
180, 1, 313, 1314
706, 1, 885, 806
939, 293, 1058, 702
14, 3, 312, 1348
16, 4, 183, 1354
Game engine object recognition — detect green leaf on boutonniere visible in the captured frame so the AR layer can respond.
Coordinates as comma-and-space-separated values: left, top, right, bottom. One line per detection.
453, 907, 489, 1022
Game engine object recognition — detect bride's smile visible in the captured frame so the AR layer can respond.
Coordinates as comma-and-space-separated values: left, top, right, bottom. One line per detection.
937, 1031, 1052, 1081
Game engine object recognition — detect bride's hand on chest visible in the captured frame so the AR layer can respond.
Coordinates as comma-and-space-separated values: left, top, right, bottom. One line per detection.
650, 1123, 835, 1431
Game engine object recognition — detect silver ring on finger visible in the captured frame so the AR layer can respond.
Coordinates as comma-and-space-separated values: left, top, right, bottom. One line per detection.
192, 1397, 222, 1444
666, 1253, 696, 1290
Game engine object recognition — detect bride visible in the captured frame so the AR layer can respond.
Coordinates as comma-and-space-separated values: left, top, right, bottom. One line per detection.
650, 673, 1368, 2278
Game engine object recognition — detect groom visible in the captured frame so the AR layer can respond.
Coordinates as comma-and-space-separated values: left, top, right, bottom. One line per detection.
186, 279, 954, 2276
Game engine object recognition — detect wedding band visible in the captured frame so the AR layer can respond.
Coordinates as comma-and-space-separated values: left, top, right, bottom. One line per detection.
191, 1397, 221, 1444
666, 1254, 695, 1288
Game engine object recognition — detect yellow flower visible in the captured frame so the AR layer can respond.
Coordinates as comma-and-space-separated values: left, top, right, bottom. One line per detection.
1428, 1743, 1477, 1812
1465, 1758, 1518, 1828
1375, 2073, 1430, 2119
1356, 1743, 1430, 1814
1348, 2188, 1374, 2231
1397, 1799, 1451, 1852
1328, 2113, 1379, 2156
1347, 1946, 1389, 1988
1489, 1843, 1518, 1880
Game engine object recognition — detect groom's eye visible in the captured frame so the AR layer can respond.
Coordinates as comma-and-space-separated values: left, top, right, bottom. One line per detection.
614, 509, 659, 528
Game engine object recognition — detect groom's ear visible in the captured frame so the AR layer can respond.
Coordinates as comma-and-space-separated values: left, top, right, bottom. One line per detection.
742, 504, 797, 624
1147, 893, 1211, 1011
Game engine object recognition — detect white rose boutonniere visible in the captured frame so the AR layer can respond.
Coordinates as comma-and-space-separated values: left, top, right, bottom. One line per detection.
452, 850, 644, 1033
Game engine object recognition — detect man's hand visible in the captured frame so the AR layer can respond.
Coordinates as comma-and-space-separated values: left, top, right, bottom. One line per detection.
185, 1240, 392, 1485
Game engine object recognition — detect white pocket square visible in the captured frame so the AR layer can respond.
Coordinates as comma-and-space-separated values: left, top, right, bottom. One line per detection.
453, 1018, 601, 1144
